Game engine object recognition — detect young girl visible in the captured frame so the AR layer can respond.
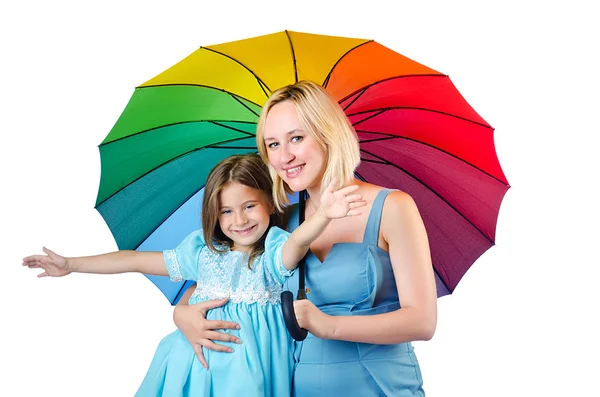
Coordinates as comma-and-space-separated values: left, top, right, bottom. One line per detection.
22, 153, 366, 397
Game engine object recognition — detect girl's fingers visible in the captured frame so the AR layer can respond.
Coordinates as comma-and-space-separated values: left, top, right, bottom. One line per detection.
206, 330, 242, 344
37, 272, 48, 278
43, 247, 62, 262
201, 339, 234, 353
345, 194, 365, 203
349, 200, 367, 209
193, 345, 209, 370
325, 177, 338, 193
24, 263, 42, 268
347, 210, 364, 217
22, 255, 45, 264
337, 184, 359, 195
205, 319, 240, 330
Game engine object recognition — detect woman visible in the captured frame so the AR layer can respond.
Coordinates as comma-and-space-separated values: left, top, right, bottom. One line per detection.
174, 80, 437, 396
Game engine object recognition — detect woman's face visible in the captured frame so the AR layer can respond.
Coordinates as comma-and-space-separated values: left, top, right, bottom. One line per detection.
262, 100, 326, 192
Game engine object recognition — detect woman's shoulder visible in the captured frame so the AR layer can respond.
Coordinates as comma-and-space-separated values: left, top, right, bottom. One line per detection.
360, 183, 417, 223
379, 188, 421, 242
382, 189, 416, 211
361, 182, 414, 205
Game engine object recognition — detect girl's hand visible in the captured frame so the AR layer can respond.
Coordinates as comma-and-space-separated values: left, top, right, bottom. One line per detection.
173, 298, 242, 369
22, 247, 71, 277
320, 178, 367, 219
293, 299, 336, 339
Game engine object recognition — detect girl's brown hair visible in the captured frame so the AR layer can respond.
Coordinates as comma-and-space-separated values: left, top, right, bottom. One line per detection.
201, 153, 284, 267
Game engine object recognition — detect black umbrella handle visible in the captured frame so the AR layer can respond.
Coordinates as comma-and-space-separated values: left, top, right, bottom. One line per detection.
281, 290, 308, 341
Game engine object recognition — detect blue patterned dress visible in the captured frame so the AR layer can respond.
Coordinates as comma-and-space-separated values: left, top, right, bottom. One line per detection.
135, 227, 295, 397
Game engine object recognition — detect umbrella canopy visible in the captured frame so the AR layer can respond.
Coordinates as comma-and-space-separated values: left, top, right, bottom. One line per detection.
96, 30, 509, 304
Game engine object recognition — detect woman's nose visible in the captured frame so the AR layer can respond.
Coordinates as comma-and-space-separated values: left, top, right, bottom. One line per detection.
280, 143, 295, 163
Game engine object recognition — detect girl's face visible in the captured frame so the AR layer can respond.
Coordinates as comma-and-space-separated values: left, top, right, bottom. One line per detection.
262, 100, 327, 193
217, 181, 272, 252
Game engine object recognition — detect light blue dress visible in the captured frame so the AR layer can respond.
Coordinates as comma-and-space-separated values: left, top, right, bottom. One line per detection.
286, 189, 426, 396
135, 227, 295, 397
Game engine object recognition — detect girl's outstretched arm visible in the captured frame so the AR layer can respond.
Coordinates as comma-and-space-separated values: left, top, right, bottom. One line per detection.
22, 247, 167, 277
282, 179, 366, 270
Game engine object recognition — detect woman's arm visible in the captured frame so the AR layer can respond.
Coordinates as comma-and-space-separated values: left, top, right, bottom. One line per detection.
294, 190, 437, 344
23, 247, 167, 277
173, 283, 242, 369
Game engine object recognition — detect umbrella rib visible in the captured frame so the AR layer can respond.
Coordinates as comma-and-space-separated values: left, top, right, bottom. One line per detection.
322, 40, 374, 87
358, 147, 495, 245
133, 190, 205, 252
342, 87, 368, 111
95, 133, 257, 207
351, 109, 387, 126
137, 83, 264, 109
359, 158, 388, 165
337, 74, 448, 104
229, 95, 261, 117
201, 47, 272, 95
284, 30, 299, 83
172, 281, 194, 306
350, 106, 493, 130
98, 120, 257, 147
357, 133, 509, 185
209, 121, 256, 137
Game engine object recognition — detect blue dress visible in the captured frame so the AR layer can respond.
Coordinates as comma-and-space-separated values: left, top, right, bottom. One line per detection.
135, 227, 295, 397
286, 189, 426, 396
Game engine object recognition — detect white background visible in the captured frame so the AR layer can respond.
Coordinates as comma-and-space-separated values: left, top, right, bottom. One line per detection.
2, 1, 599, 396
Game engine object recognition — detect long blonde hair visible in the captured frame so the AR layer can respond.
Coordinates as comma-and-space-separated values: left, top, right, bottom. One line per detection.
201, 153, 284, 267
256, 80, 361, 211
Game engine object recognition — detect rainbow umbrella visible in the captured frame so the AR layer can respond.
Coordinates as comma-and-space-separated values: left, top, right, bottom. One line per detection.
96, 30, 510, 304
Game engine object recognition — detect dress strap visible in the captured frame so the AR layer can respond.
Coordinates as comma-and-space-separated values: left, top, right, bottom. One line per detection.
362, 189, 393, 245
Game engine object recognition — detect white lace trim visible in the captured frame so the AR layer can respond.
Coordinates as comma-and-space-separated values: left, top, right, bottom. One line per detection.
164, 249, 183, 282
274, 246, 294, 279
190, 285, 282, 305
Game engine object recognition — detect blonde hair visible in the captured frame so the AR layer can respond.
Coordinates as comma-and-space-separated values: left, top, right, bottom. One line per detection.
201, 153, 284, 268
256, 80, 361, 211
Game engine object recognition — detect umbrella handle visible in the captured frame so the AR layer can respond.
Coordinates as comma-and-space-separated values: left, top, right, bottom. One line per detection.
281, 290, 308, 341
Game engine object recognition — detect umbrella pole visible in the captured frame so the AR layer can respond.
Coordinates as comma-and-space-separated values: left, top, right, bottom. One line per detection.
280, 191, 308, 341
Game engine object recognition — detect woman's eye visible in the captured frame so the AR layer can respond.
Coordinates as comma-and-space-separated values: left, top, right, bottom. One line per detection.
291, 135, 303, 143
221, 209, 232, 215
267, 142, 279, 149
